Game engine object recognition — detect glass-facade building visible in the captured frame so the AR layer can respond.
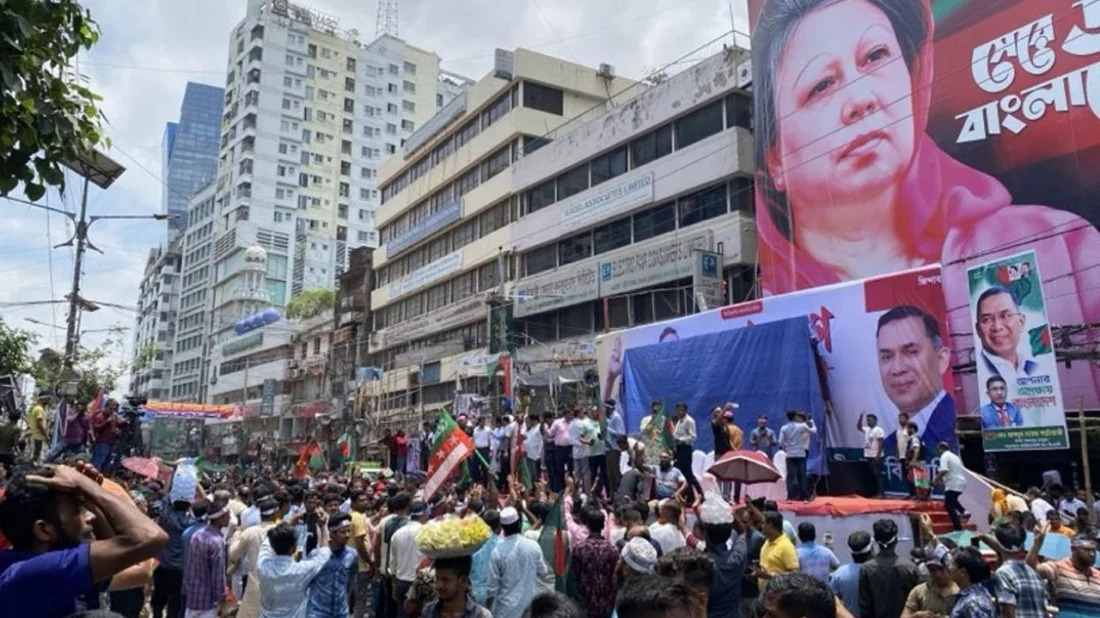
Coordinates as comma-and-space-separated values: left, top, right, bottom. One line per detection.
162, 82, 224, 239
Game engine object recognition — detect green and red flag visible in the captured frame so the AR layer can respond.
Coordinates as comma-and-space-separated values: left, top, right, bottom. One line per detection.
424, 409, 476, 501
537, 496, 571, 592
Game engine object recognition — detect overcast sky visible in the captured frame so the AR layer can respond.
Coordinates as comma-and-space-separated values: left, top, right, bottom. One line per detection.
1, 0, 749, 398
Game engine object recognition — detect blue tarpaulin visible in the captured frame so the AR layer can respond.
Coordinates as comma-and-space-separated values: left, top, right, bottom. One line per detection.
621, 316, 828, 474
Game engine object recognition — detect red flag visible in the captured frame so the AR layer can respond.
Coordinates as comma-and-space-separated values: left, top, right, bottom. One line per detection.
501, 354, 513, 399
424, 410, 475, 501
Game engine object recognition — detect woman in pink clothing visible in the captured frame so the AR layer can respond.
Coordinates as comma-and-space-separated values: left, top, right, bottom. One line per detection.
750, 0, 1100, 399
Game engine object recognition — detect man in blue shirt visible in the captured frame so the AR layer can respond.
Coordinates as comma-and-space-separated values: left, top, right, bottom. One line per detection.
0, 463, 168, 618
309, 512, 359, 617
979, 376, 1023, 430
829, 531, 873, 618
795, 522, 839, 583
469, 509, 500, 605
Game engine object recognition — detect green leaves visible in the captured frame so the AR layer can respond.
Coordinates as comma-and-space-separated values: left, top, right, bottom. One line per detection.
0, 318, 37, 376
286, 288, 336, 319
0, 0, 105, 199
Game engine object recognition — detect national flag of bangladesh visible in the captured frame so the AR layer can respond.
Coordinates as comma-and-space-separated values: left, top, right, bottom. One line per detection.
337, 432, 351, 459
537, 496, 571, 593
511, 421, 532, 491
645, 403, 676, 452
424, 410, 476, 501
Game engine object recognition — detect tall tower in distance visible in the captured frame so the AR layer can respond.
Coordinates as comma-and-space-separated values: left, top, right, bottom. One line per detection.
376, 0, 398, 37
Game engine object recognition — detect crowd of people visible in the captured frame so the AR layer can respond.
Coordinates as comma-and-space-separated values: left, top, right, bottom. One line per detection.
1, 395, 1099, 618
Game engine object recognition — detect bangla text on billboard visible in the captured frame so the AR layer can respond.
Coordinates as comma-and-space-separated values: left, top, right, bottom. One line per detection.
746, 0, 1100, 413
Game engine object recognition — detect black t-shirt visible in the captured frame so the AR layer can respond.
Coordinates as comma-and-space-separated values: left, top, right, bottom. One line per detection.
616, 468, 646, 502
712, 421, 731, 456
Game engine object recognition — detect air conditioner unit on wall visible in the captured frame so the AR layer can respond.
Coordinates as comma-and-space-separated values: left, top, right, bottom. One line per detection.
598, 63, 615, 80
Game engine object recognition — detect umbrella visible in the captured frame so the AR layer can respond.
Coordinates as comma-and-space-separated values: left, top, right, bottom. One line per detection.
707, 450, 782, 503
708, 450, 781, 483
121, 456, 161, 480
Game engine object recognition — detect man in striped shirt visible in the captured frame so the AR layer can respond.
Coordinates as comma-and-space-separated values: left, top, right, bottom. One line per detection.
183, 504, 230, 618
1031, 532, 1100, 612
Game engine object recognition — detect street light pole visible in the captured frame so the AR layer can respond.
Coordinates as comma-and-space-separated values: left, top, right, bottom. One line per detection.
63, 176, 91, 368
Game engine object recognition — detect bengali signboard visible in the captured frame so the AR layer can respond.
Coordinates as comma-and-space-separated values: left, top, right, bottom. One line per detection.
223, 332, 264, 357
261, 379, 276, 416
387, 251, 463, 299
513, 262, 599, 318
598, 230, 712, 297
386, 198, 462, 256
968, 250, 1068, 451
746, 0, 1100, 412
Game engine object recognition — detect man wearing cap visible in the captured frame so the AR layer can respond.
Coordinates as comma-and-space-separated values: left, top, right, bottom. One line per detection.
182, 502, 231, 618
699, 494, 746, 618
1030, 526, 1100, 611
387, 500, 428, 615
778, 410, 816, 501
619, 536, 658, 582
487, 506, 548, 618
308, 512, 360, 618
858, 518, 919, 618
230, 496, 280, 618
991, 523, 1047, 618
830, 531, 874, 618
901, 545, 958, 618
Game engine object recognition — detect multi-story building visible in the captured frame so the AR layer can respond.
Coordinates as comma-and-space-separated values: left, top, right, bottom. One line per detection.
131, 241, 183, 400
506, 49, 756, 402
363, 48, 636, 427
162, 82, 224, 241
168, 181, 217, 402
204, 0, 466, 422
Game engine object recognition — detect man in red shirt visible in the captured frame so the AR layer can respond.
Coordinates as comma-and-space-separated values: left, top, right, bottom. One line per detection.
90, 399, 120, 473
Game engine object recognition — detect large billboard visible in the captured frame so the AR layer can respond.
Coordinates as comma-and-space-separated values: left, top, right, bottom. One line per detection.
968, 250, 1068, 450
747, 0, 1100, 412
596, 265, 954, 489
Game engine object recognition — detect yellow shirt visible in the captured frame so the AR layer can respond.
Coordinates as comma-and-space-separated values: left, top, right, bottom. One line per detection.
727, 424, 744, 450
350, 510, 372, 570
26, 404, 48, 440
760, 533, 799, 586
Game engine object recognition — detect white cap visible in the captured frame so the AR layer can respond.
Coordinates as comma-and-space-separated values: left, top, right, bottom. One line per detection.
500, 506, 520, 525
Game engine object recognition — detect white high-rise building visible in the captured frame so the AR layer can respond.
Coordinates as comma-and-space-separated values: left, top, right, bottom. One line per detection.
202, 0, 468, 419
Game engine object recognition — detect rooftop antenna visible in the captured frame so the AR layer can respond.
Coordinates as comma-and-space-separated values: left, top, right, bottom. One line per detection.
376, 0, 399, 38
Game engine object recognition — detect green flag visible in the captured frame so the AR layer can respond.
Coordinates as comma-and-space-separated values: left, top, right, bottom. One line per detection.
537, 496, 571, 593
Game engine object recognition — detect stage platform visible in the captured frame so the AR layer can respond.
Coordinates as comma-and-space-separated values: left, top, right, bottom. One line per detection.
776, 495, 973, 535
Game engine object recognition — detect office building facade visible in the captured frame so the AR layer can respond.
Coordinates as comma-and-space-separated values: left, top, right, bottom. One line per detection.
363, 48, 635, 425
162, 82, 224, 240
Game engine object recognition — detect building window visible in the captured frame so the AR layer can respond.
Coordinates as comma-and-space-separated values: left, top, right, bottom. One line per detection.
726, 92, 752, 130
556, 164, 589, 201
633, 202, 676, 242
525, 244, 557, 276
559, 302, 593, 337
676, 99, 724, 149
403, 61, 417, 74
481, 144, 510, 181
558, 231, 592, 266
403, 80, 416, 94
593, 216, 632, 255
525, 180, 556, 214
523, 81, 564, 115
478, 199, 510, 235
678, 183, 727, 227
456, 117, 479, 148
730, 177, 753, 212
630, 124, 673, 168
590, 146, 627, 186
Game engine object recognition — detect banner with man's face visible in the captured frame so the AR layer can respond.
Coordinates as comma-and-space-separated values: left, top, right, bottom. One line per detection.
597, 265, 955, 489
968, 250, 1069, 451
746, 0, 1100, 414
